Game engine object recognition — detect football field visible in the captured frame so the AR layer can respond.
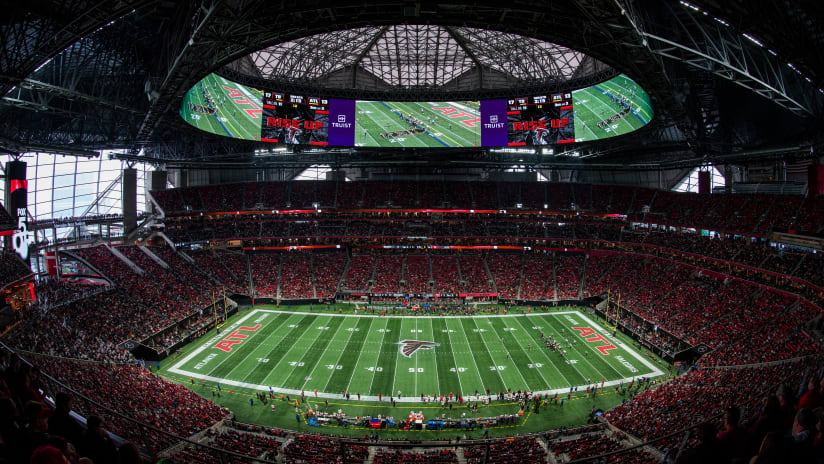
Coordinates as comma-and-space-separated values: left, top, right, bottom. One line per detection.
572, 74, 654, 142
179, 73, 264, 140
355, 101, 481, 148
168, 308, 664, 402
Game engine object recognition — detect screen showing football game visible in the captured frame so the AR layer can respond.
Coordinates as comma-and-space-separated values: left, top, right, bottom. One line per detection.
179, 73, 264, 141
571, 74, 653, 142
180, 73, 653, 146
355, 101, 480, 147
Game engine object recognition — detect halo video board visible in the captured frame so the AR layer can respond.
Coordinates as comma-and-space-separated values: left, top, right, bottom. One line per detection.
181, 73, 653, 147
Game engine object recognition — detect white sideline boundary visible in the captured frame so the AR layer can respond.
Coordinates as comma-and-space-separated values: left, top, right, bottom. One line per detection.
168, 309, 666, 402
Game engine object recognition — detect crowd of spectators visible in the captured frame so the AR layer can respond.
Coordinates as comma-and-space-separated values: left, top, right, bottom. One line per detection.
458, 255, 493, 294
402, 255, 431, 294
520, 254, 554, 300
431, 255, 460, 294
249, 254, 279, 297
0, 350, 230, 462
486, 254, 522, 299
604, 360, 824, 462
279, 253, 315, 298
168, 422, 282, 463
152, 181, 824, 237
8, 289, 139, 362
555, 254, 585, 299
189, 249, 250, 294
548, 432, 656, 463
342, 255, 375, 291
373, 448, 457, 463
372, 256, 403, 293
0, 251, 31, 288
313, 252, 346, 298
32, 277, 108, 310
282, 434, 369, 464
463, 436, 546, 464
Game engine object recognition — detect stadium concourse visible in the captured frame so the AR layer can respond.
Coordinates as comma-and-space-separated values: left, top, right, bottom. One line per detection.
0, 180, 821, 463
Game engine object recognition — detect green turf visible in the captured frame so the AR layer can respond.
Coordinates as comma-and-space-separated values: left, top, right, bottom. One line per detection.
179, 73, 263, 140
354, 101, 481, 148
168, 306, 663, 400
572, 74, 653, 142
161, 304, 671, 438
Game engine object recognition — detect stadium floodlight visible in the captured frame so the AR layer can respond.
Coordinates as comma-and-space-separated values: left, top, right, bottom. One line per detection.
742, 33, 764, 47
679, 1, 700, 12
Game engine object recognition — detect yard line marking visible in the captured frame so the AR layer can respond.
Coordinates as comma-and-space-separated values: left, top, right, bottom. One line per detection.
442, 319, 466, 398
366, 318, 390, 397
536, 314, 593, 382
169, 309, 664, 402
322, 318, 359, 393
344, 318, 376, 395
468, 317, 508, 390
304, 317, 360, 394
262, 315, 333, 388
511, 315, 573, 387
428, 318, 441, 398
299, 316, 348, 390
209, 312, 298, 380
170, 308, 262, 371
496, 318, 553, 390
476, 317, 530, 390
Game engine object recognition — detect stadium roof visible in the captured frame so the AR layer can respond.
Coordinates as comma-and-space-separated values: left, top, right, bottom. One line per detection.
0, 1, 822, 166
233, 25, 611, 89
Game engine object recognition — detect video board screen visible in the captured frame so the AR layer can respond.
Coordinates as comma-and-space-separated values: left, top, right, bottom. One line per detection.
571, 74, 653, 142
179, 73, 263, 141
261, 92, 330, 145
354, 101, 480, 148
480, 93, 574, 146
181, 73, 652, 146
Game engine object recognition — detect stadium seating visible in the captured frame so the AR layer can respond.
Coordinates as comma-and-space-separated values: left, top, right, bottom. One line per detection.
282, 434, 368, 464
464, 436, 546, 464
168, 422, 282, 463
0, 251, 32, 288
548, 432, 657, 463
458, 255, 493, 293
35, 357, 229, 453
151, 181, 824, 236
486, 254, 522, 299
313, 252, 346, 298
279, 252, 314, 298
374, 448, 457, 464
402, 255, 431, 294
372, 255, 403, 293
9, 180, 824, 464
342, 255, 374, 291
249, 254, 279, 297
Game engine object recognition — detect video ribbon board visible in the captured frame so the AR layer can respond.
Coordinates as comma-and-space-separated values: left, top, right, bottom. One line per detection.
181, 73, 652, 147
480, 92, 574, 146
261, 92, 358, 146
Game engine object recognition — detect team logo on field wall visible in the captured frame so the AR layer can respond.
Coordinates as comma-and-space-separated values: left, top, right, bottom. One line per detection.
397, 340, 440, 357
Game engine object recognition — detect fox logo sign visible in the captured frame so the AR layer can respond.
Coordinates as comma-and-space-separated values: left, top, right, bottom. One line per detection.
397, 340, 439, 358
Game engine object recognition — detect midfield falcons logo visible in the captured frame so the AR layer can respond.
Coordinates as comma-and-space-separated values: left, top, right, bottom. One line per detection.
397, 340, 440, 358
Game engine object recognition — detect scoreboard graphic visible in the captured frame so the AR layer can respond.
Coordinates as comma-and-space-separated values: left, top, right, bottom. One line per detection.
182, 73, 652, 147
506, 92, 574, 145
261, 92, 329, 145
